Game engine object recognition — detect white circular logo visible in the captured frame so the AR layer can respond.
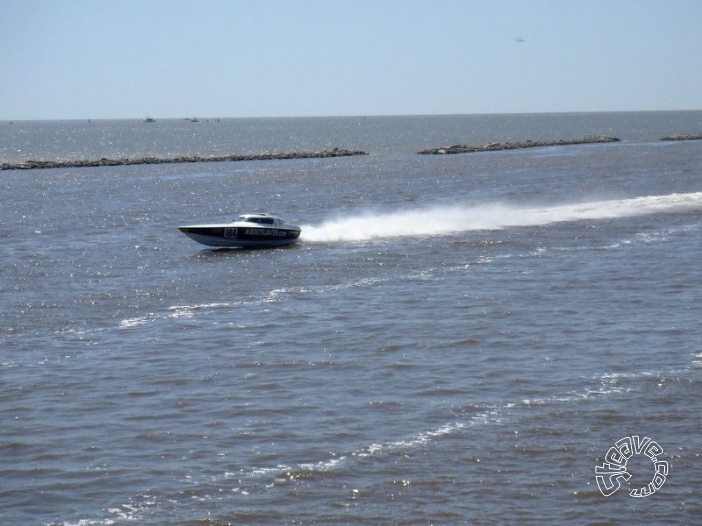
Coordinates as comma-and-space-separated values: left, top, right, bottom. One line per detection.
595, 435, 668, 497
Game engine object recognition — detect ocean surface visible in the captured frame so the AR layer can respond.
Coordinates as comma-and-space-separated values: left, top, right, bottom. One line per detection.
1, 112, 701, 525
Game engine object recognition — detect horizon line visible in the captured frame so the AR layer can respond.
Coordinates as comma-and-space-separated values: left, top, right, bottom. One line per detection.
3, 108, 702, 123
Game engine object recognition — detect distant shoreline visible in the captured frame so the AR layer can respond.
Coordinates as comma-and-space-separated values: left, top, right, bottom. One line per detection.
418, 135, 621, 155
0, 148, 367, 171
660, 133, 702, 141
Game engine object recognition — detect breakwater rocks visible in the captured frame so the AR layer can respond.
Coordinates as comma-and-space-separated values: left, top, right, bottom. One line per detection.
660, 134, 702, 141
0, 148, 368, 171
418, 135, 621, 155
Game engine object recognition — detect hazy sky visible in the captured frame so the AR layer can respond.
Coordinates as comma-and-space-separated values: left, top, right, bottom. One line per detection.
1, 0, 701, 120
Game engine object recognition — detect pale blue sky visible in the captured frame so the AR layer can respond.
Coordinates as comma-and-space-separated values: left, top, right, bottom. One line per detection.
1, 0, 701, 120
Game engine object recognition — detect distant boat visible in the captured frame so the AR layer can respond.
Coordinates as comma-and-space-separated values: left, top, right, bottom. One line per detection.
179, 213, 301, 248
144, 117, 156, 123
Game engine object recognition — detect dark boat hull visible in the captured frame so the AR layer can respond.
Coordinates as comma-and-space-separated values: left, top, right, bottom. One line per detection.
179, 225, 301, 248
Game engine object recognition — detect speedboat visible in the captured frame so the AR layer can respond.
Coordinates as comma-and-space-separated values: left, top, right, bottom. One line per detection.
179, 213, 301, 248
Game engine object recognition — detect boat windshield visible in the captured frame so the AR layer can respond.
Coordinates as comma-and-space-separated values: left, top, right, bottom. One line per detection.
237, 215, 276, 225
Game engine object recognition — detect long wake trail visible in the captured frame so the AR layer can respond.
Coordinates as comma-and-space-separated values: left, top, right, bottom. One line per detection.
301, 191, 702, 242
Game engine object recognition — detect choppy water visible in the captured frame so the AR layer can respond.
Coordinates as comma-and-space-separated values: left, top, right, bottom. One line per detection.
2, 113, 702, 525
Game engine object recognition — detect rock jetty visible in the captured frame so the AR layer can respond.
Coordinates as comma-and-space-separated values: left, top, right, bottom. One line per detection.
660, 134, 702, 141
418, 135, 621, 155
0, 148, 367, 171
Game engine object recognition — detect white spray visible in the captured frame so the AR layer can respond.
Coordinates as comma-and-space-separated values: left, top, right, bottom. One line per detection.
301, 192, 702, 242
